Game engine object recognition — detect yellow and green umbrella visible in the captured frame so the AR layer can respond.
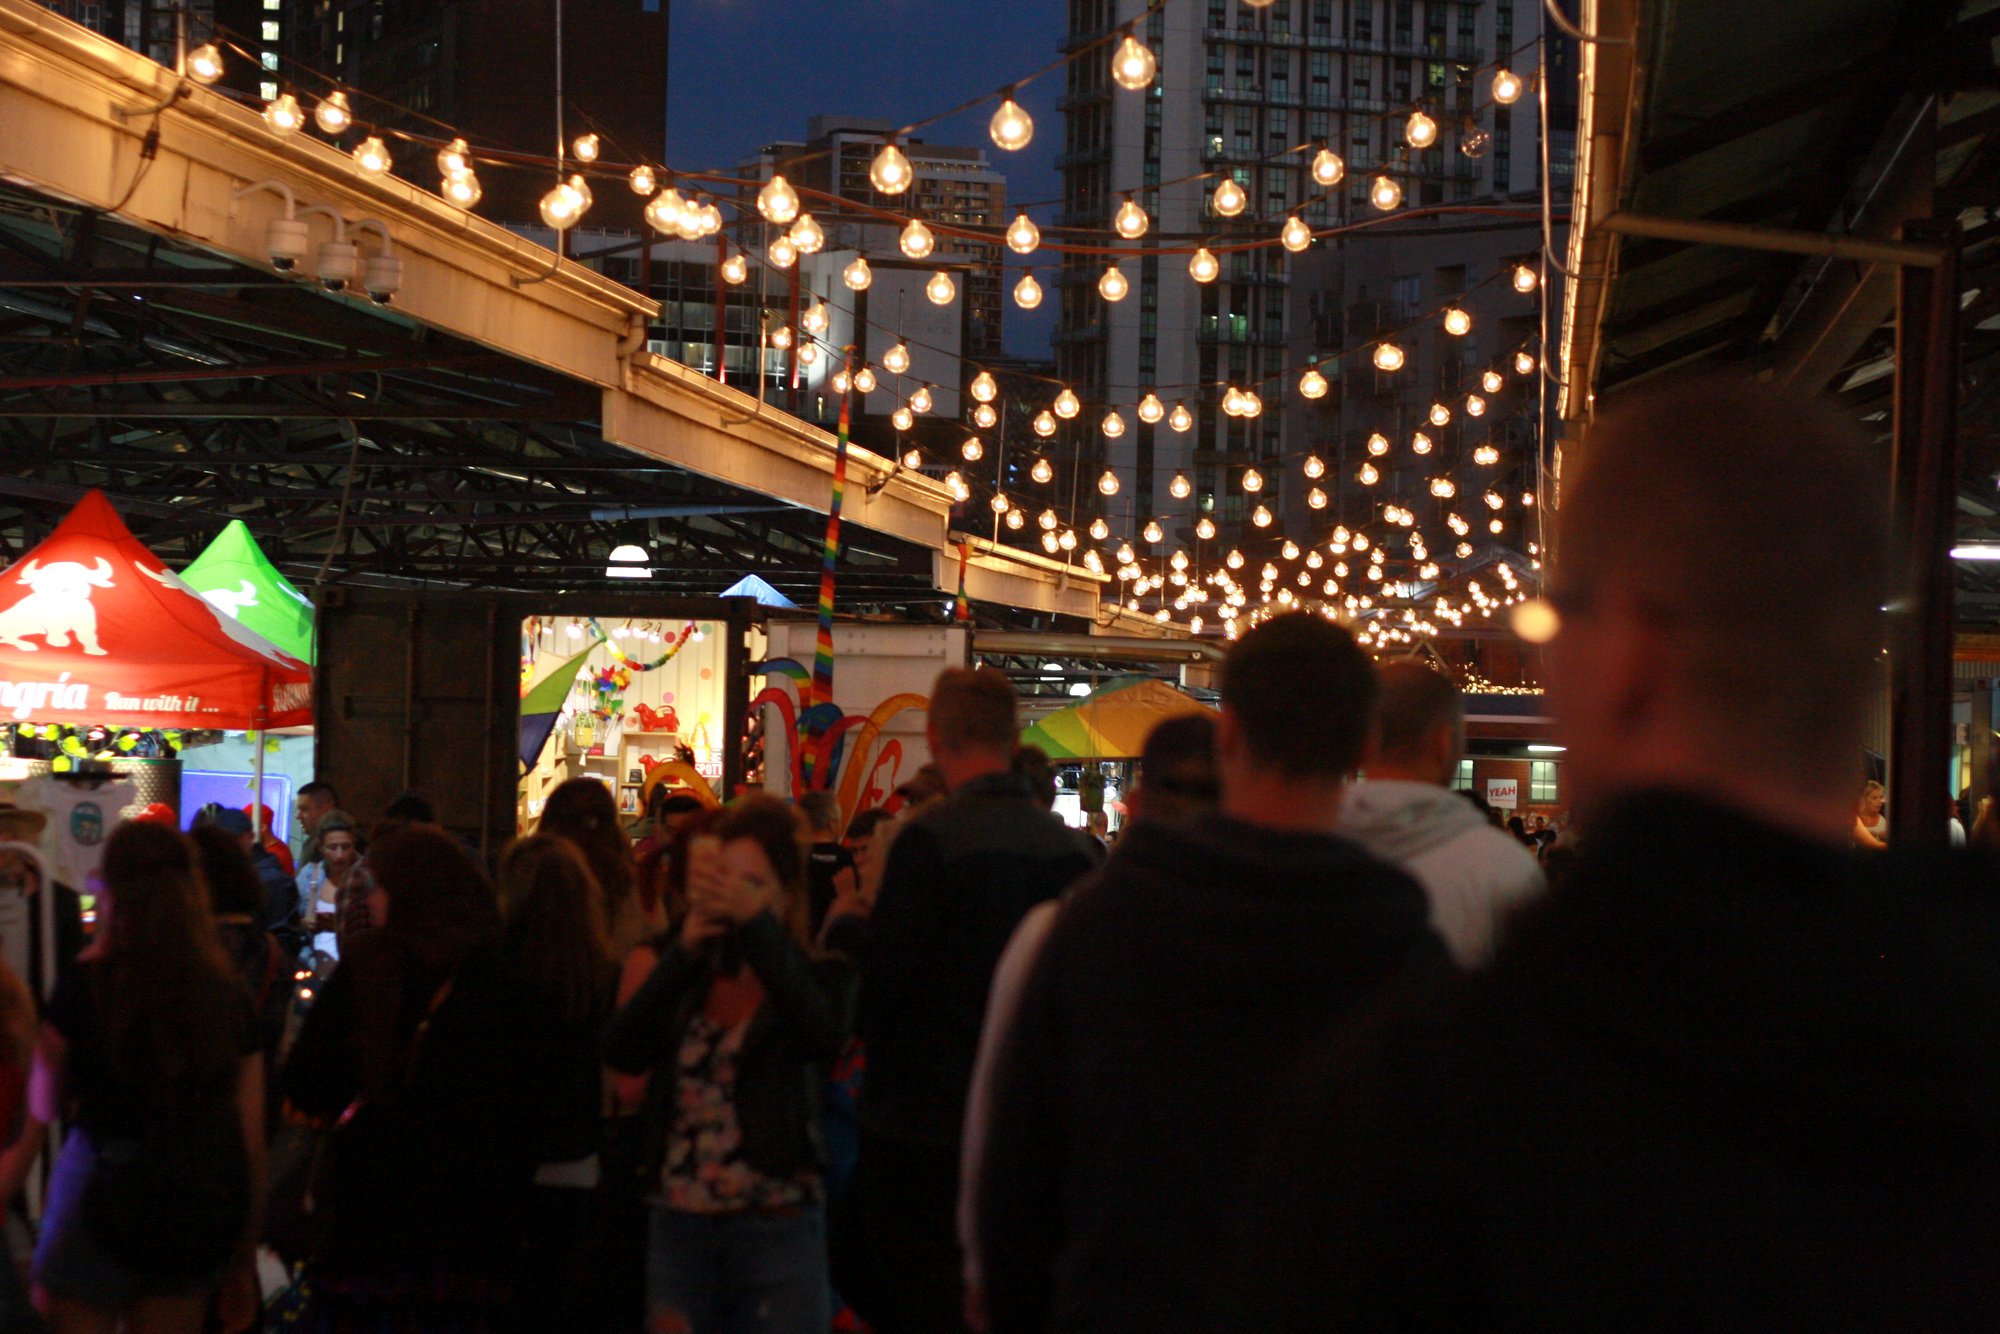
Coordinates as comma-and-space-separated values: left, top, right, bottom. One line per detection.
1020, 676, 1213, 761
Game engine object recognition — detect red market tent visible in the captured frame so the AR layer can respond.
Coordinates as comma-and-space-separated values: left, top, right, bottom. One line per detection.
0, 491, 311, 730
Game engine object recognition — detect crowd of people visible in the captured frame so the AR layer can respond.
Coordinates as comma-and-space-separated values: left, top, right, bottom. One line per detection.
1, 372, 1998, 1331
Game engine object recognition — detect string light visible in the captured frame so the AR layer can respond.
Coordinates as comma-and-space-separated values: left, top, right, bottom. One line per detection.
892, 406, 915, 431
900, 219, 936, 259
926, 271, 957, 305
910, 385, 933, 413
1252, 505, 1273, 528
721, 253, 748, 285
900, 447, 920, 467
627, 163, 656, 195
854, 367, 877, 393
1197, 517, 1217, 539
1280, 215, 1313, 252
790, 214, 826, 254
1430, 477, 1458, 498
1014, 272, 1043, 309
539, 179, 586, 230
770, 326, 794, 351
1212, 178, 1248, 217
1413, 431, 1434, 455
1443, 307, 1472, 336
187, 42, 225, 84
1032, 458, 1055, 482
1311, 148, 1346, 187
870, 142, 914, 194
1369, 174, 1404, 211
443, 170, 483, 208
1054, 388, 1080, 418
1242, 467, 1264, 493
973, 403, 997, 428
1101, 412, 1126, 441
1111, 33, 1157, 90
1033, 411, 1057, 438
1007, 212, 1041, 254
991, 491, 1011, 513
963, 437, 984, 461
264, 92, 305, 135
1168, 402, 1194, 432
756, 174, 800, 224
1138, 393, 1165, 424
769, 235, 798, 268
1281, 540, 1301, 560
1360, 462, 1380, 485
1226, 549, 1245, 569
882, 342, 911, 375
1513, 264, 1539, 293
1429, 403, 1451, 427
1114, 198, 1150, 240
1090, 517, 1110, 540
1405, 109, 1439, 149
1007, 509, 1027, 529
1485, 490, 1505, 510
1299, 367, 1329, 399
832, 370, 851, 394
1465, 394, 1487, 417
990, 97, 1034, 152
1188, 247, 1221, 284
1367, 432, 1389, 455
1373, 342, 1406, 372
1482, 369, 1505, 394
970, 371, 998, 402
1098, 264, 1130, 302
1493, 68, 1525, 104
1098, 466, 1121, 494
314, 91, 353, 135
801, 301, 829, 336
1041, 509, 1061, 531
1303, 454, 1326, 480
1059, 529, 1078, 552
1143, 520, 1165, 543
1474, 444, 1500, 466
1308, 487, 1328, 509
799, 343, 819, 367
843, 256, 872, 290
570, 132, 600, 163
1515, 350, 1538, 375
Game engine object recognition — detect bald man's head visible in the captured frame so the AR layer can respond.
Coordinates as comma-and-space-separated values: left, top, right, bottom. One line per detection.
1370, 661, 1465, 786
1550, 373, 1886, 810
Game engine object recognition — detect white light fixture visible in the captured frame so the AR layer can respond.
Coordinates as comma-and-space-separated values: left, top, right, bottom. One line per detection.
314, 91, 353, 135
990, 97, 1034, 151
1311, 148, 1346, 187
926, 271, 957, 305
1007, 212, 1041, 254
1114, 197, 1150, 240
870, 141, 914, 194
756, 174, 800, 224
900, 218, 936, 259
605, 543, 652, 579
1111, 33, 1157, 90
1014, 272, 1043, 309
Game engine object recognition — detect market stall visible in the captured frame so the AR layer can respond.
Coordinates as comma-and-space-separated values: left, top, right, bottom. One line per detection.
1020, 677, 1215, 833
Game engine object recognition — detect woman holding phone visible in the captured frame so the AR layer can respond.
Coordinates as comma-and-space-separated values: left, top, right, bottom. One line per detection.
606, 794, 856, 1334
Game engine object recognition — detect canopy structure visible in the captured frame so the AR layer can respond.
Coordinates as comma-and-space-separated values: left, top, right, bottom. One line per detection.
0, 491, 311, 729
180, 520, 317, 665
1020, 677, 1213, 761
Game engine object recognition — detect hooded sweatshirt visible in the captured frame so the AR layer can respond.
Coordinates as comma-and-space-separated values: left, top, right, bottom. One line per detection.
976, 811, 1450, 1334
1235, 790, 2000, 1330
1339, 779, 1545, 965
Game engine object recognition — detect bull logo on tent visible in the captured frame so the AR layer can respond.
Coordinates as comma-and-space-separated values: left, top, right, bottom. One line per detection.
0, 558, 114, 656
199, 581, 260, 618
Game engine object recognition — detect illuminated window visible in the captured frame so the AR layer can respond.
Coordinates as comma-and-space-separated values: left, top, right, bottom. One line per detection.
1530, 760, 1558, 804
261, 51, 279, 70
1454, 760, 1474, 791
262, 20, 280, 39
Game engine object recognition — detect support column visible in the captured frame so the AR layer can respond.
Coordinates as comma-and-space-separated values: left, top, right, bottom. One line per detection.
1888, 218, 1960, 848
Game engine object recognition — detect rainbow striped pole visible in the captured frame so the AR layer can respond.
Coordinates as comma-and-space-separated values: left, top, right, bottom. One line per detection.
812, 353, 852, 710
953, 539, 972, 623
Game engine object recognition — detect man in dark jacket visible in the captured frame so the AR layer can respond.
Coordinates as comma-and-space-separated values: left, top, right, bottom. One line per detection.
837, 667, 1095, 1333
1232, 374, 2000, 1327
975, 615, 1449, 1333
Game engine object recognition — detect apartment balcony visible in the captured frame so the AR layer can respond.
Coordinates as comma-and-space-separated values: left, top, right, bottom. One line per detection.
1056, 146, 1111, 171
1055, 88, 1112, 113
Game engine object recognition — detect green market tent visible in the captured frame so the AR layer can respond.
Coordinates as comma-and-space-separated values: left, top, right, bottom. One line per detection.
1020, 676, 1213, 761
180, 520, 316, 665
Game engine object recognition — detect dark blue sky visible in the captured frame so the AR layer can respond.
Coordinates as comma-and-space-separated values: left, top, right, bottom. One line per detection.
665, 0, 1068, 357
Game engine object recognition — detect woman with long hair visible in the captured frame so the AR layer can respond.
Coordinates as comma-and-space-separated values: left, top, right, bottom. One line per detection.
540, 777, 662, 955
28, 821, 265, 1333
606, 795, 855, 1334
494, 835, 620, 1330
282, 824, 534, 1330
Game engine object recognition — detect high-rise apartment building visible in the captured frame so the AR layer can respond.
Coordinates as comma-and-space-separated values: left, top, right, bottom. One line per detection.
1055, 0, 1540, 552
40, 0, 273, 92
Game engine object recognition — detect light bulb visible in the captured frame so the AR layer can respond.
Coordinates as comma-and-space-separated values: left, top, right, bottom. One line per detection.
570, 132, 600, 163
186, 41, 225, 84
1128, 393, 1160, 425
1226, 549, 1244, 569
1406, 109, 1438, 149
628, 163, 656, 195
842, 256, 873, 290
801, 300, 828, 336
1474, 444, 1500, 466
1059, 530, 1078, 552
443, 170, 483, 207
1111, 34, 1157, 90
539, 180, 585, 230
1197, 517, 1217, 539
1033, 412, 1057, 439
1115, 198, 1150, 239
1097, 264, 1130, 302
1252, 505, 1273, 528
644, 188, 684, 233
869, 142, 914, 194
1431, 477, 1457, 499
1014, 272, 1043, 309
790, 214, 826, 254
1054, 388, 1080, 419
1170, 472, 1192, 499
770, 326, 794, 351
756, 174, 800, 224
946, 472, 970, 500
991, 492, 1011, 514
1043, 532, 1061, 554
1280, 215, 1312, 252
768, 236, 798, 269
1413, 432, 1434, 455
1360, 462, 1380, 485
973, 403, 998, 428
882, 342, 911, 375
1308, 487, 1328, 509
1367, 433, 1389, 455
1299, 368, 1329, 399
1098, 467, 1121, 494
1515, 350, 1537, 375
900, 448, 921, 468
1483, 369, 1505, 393
927, 271, 957, 305
854, 367, 877, 393
892, 406, 914, 431
1460, 123, 1492, 159
1281, 540, 1301, 561
1090, 518, 1110, 540
900, 218, 936, 259
1513, 264, 1539, 293
1444, 307, 1472, 336
1311, 148, 1346, 187
265, 94, 306, 136
721, 253, 748, 285
1485, 490, 1504, 510
1144, 520, 1165, 544
1041, 510, 1061, 531
799, 343, 819, 367
1458, 541, 1475, 558
832, 371, 851, 395
1493, 69, 1525, 104
1373, 342, 1405, 372
1490, 518, 1504, 534
910, 385, 933, 413
1006, 212, 1041, 254
1101, 412, 1126, 440
1430, 403, 1451, 427
1212, 177, 1248, 217
1187, 247, 1221, 284
1223, 386, 1245, 417
1466, 394, 1487, 417
1033, 458, 1055, 483
970, 371, 998, 403
990, 97, 1035, 151
1007, 509, 1026, 529
1242, 467, 1264, 493
963, 438, 984, 461
315, 91, 353, 135
1168, 402, 1194, 432
1522, 491, 1537, 508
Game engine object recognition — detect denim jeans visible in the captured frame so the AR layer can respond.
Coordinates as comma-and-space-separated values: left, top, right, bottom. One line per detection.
647, 1202, 831, 1334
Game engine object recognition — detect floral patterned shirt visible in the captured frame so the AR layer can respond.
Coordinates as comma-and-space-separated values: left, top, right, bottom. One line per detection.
662, 1012, 822, 1214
